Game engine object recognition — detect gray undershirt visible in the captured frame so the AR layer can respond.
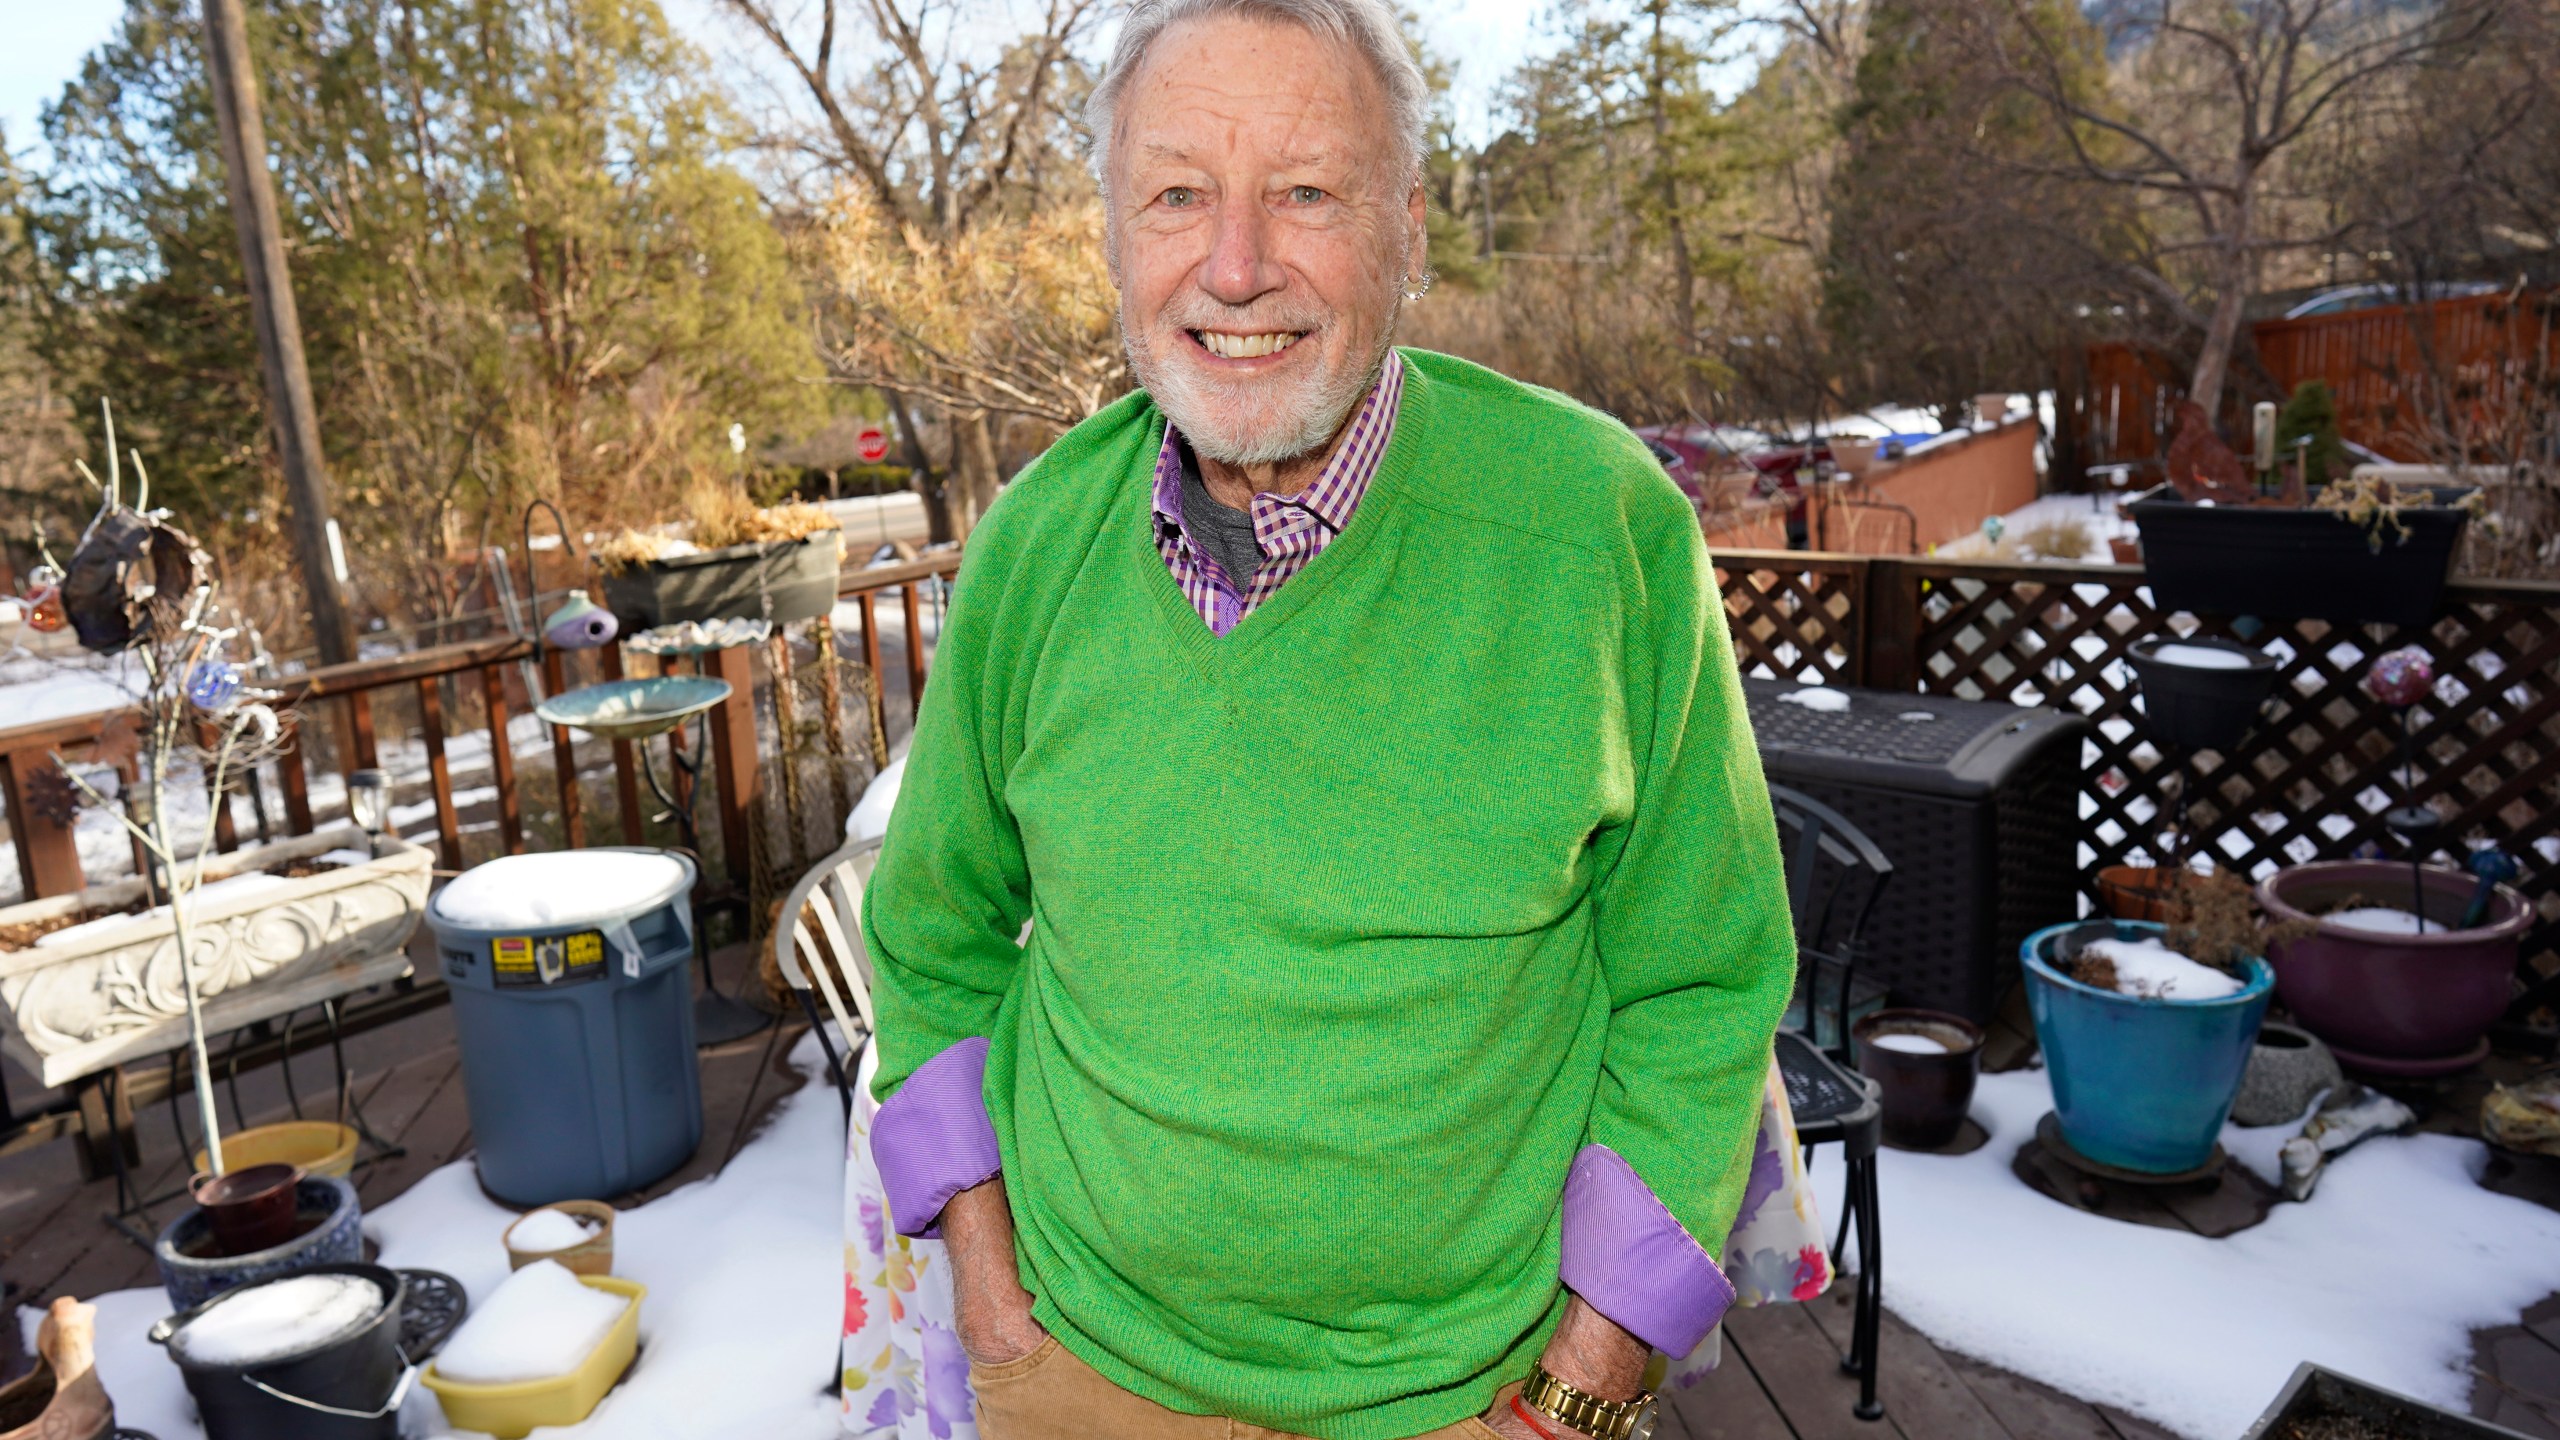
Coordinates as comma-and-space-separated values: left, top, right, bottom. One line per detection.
1177, 441, 1265, 592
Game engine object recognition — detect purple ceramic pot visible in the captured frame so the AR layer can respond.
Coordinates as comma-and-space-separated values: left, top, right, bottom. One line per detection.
2256, 861, 2529, 1076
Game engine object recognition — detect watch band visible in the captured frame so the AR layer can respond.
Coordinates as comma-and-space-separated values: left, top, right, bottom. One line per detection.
1519, 1362, 1654, 1440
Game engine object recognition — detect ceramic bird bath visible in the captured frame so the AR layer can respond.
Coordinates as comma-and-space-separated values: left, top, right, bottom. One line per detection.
534, 677, 732, 742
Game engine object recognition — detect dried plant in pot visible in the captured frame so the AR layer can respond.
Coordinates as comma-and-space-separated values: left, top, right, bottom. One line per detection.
2020, 868, 2289, 1174
2128, 398, 2477, 627
593, 484, 844, 633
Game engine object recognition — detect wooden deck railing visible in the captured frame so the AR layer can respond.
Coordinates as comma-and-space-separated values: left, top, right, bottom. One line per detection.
1, 551, 963, 906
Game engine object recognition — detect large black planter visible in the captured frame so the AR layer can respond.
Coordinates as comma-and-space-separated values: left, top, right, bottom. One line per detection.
600, 529, 842, 633
2129, 498, 2468, 628
2240, 1361, 2536, 1438
2126, 636, 2280, 753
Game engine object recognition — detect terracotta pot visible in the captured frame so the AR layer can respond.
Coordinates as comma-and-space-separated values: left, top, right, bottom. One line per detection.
2094, 865, 2177, 922
2108, 536, 2142, 565
2256, 861, 2530, 1076
1851, 1008, 1985, 1150
191, 1162, 306, 1257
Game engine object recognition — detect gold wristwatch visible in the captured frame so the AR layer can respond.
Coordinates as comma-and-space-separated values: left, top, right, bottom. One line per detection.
1519, 1361, 1657, 1440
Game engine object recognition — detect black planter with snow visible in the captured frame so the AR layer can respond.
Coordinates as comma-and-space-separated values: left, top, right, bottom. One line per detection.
2126, 635, 2280, 754
2129, 498, 2467, 628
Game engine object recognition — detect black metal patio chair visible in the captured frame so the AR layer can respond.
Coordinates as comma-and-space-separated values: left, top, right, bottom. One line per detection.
1767, 784, 1892, 1422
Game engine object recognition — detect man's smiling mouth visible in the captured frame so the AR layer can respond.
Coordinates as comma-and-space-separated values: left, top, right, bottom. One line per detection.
1189, 330, 1305, 360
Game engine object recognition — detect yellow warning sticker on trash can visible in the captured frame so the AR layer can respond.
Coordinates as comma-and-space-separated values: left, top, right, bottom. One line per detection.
491, 930, 608, 987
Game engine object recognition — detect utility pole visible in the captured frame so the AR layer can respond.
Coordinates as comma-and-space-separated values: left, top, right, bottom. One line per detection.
200, 0, 357, 665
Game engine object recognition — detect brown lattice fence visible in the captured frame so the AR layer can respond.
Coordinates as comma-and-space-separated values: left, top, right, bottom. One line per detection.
1713, 549, 2560, 1016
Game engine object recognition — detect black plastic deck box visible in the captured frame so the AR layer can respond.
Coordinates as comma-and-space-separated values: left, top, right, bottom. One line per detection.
1742, 677, 2090, 1023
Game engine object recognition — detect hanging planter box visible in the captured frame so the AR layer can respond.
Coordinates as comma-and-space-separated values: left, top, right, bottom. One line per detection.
0, 826, 430, 1088
599, 530, 842, 634
2128, 498, 2469, 628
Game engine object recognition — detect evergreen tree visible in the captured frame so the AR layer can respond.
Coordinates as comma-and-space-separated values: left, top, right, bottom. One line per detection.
23, 0, 820, 634
2276, 380, 2350, 489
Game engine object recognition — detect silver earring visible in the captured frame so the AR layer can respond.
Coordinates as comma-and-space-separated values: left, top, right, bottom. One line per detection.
1401, 269, 1434, 302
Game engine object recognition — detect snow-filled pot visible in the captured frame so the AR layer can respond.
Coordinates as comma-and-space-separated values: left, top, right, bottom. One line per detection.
150, 1262, 413, 1440
157, 1173, 364, 1312
420, 1273, 645, 1438
2125, 635, 2279, 754
1849, 1008, 1983, 1150
2022, 920, 2273, 1174
2256, 860, 2530, 1077
502, 1200, 616, 1276
0, 826, 430, 1088
426, 848, 703, 1205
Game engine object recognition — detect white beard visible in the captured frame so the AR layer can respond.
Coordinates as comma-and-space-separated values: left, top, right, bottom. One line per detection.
1123, 294, 1402, 468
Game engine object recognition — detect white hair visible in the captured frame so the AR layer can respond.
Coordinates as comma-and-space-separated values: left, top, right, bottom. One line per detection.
1084, 0, 1430, 198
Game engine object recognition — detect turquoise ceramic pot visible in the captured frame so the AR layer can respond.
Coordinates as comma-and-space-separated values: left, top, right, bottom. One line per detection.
2022, 920, 2273, 1174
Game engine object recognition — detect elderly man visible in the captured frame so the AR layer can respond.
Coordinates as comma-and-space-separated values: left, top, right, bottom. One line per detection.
860, 1, 1795, 1436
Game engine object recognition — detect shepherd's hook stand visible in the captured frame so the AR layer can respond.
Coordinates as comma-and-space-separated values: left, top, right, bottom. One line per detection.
637, 708, 771, 1047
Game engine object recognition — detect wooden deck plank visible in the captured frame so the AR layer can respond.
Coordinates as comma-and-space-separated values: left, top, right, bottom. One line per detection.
353, 1060, 475, 1209
1660, 1338, 1801, 1440
1939, 1351, 2123, 1440
1723, 1300, 1905, 1440
2473, 1326, 2560, 1439
2525, 1293, 2560, 1353
1793, 1293, 2012, 1440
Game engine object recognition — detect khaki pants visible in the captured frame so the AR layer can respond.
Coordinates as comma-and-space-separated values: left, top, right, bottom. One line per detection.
971, 1335, 1515, 1440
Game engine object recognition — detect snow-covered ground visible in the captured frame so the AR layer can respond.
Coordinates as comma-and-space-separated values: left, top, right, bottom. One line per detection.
1934, 491, 2134, 563
1804, 1070, 2560, 1439
54, 1033, 847, 1440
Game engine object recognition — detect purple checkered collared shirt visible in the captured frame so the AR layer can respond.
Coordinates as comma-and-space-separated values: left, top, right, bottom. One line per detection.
1149, 350, 1406, 636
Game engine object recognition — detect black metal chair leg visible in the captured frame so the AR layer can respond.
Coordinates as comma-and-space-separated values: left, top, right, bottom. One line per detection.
1850, 1154, 1884, 1420
793, 986, 854, 1122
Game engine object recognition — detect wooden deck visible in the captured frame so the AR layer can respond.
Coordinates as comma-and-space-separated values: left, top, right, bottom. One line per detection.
0, 948, 2552, 1440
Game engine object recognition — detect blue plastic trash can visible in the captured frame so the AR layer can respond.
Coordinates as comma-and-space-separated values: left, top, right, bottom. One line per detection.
426, 848, 704, 1205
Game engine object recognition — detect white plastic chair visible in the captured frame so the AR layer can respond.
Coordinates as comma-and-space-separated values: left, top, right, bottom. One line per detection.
773, 836, 882, 1116
775, 836, 978, 1438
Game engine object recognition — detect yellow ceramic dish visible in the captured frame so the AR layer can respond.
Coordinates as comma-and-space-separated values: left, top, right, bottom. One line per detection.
421, 1276, 645, 1439
192, 1121, 360, 1179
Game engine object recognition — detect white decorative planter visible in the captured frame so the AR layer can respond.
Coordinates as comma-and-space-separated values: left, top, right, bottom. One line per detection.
0, 826, 431, 1087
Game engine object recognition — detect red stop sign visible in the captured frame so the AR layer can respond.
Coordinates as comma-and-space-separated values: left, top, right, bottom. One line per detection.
857, 425, 890, 463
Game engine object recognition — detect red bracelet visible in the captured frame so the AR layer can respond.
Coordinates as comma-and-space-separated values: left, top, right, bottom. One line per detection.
1510, 1394, 1563, 1440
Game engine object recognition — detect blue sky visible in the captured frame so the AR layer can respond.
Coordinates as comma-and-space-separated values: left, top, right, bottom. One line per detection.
7, 0, 1554, 169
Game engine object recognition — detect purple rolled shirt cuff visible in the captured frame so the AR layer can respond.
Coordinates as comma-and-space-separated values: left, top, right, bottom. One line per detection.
1559, 1143, 1738, 1357
872, 1037, 1003, 1238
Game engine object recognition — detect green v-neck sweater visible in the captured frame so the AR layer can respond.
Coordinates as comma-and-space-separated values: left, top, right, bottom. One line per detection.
865, 348, 1796, 1439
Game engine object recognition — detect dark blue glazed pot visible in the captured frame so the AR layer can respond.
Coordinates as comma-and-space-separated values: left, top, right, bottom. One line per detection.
2022, 920, 2273, 1174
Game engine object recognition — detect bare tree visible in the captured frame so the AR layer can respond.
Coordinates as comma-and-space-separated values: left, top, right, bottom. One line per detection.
719, 0, 1102, 537
1977, 0, 2505, 417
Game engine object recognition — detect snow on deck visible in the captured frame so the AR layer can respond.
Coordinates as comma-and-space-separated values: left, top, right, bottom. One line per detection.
1805, 1069, 2560, 1438
63, 1034, 847, 1440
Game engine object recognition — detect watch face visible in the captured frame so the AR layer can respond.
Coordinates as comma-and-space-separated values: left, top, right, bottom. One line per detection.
1628, 1403, 1658, 1440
